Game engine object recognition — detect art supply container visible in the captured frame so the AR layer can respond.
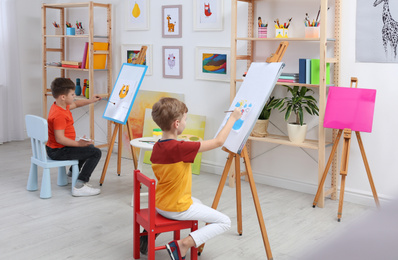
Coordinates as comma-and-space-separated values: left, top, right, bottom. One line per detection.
275, 28, 288, 38
55, 27, 62, 35
66, 27, 75, 35
305, 27, 320, 38
153, 128, 162, 139
258, 27, 267, 38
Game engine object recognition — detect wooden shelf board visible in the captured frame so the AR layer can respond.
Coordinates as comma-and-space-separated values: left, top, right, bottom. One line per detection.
248, 134, 332, 150
45, 65, 108, 71
44, 3, 108, 8
236, 37, 336, 42
44, 35, 108, 38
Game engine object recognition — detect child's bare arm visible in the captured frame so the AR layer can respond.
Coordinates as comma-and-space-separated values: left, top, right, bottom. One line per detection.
198, 107, 241, 153
54, 130, 93, 147
70, 95, 101, 110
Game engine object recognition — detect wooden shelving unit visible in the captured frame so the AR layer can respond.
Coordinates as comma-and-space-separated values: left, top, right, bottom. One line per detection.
42, 2, 112, 147
230, 0, 341, 207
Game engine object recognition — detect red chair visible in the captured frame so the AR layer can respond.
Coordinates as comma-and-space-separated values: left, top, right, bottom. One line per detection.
133, 169, 198, 260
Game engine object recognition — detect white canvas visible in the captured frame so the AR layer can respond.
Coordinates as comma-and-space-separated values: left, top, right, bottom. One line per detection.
215, 62, 284, 154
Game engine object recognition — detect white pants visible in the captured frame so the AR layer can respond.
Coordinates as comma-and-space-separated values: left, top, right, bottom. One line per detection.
156, 197, 231, 247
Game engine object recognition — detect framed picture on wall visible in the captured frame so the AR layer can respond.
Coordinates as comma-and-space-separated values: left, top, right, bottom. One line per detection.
162, 5, 182, 38
195, 46, 230, 82
125, 0, 150, 30
193, 0, 223, 31
121, 44, 153, 75
162, 46, 183, 79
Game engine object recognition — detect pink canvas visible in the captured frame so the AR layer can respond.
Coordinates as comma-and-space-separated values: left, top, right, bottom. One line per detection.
324, 86, 376, 133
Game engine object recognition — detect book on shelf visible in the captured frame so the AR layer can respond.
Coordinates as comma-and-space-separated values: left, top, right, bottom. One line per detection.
61, 64, 81, 68
61, 60, 82, 66
310, 59, 330, 85
85, 42, 109, 69
298, 58, 330, 85
81, 42, 88, 69
277, 79, 298, 83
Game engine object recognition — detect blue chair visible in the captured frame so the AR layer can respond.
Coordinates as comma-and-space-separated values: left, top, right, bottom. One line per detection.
25, 115, 79, 199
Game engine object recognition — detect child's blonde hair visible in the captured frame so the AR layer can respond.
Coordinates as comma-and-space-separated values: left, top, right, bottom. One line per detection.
152, 97, 188, 131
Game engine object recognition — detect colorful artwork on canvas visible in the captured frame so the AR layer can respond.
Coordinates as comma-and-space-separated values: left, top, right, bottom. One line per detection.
202, 53, 227, 74
127, 50, 147, 65
142, 108, 206, 175
121, 90, 184, 159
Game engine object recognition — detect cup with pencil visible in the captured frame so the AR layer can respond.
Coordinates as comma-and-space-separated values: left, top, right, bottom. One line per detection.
304, 7, 323, 38
66, 21, 75, 36
258, 16, 268, 38
274, 17, 292, 38
52, 21, 62, 35
76, 21, 84, 35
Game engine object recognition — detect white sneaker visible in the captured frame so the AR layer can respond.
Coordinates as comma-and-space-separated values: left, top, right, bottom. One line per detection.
72, 183, 101, 197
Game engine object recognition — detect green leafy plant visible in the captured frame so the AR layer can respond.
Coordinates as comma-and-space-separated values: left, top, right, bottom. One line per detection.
270, 86, 319, 126
258, 96, 276, 120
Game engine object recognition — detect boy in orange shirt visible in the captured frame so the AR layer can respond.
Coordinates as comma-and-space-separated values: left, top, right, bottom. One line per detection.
46, 78, 102, 197
149, 97, 241, 260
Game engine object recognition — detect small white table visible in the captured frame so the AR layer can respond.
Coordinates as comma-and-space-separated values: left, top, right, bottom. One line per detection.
130, 137, 156, 205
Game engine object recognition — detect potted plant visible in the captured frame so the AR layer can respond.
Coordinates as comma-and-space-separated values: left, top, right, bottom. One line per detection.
271, 86, 319, 143
251, 96, 276, 137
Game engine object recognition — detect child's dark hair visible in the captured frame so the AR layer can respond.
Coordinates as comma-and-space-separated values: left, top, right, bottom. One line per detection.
51, 78, 75, 98
152, 97, 188, 131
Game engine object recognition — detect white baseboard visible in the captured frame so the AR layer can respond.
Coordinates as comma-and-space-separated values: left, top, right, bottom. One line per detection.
200, 160, 390, 207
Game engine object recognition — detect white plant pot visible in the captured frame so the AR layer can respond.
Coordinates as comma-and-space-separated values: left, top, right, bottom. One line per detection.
251, 119, 269, 137
287, 123, 307, 143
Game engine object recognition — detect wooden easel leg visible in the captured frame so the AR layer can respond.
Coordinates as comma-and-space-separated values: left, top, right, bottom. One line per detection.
100, 122, 119, 185
126, 120, 138, 169
235, 153, 243, 235
241, 146, 273, 260
355, 131, 380, 208
337, 129, 352, 222
197, 152, 234, 254
117, 123, 122, 176
313, 129, 343, 207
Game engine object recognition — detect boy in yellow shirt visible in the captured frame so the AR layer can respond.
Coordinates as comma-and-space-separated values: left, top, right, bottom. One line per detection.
149, 97, 241, 260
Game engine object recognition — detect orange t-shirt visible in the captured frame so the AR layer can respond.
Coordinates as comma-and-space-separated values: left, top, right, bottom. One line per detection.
46, 102, 76, 149
150, 139, 200, 212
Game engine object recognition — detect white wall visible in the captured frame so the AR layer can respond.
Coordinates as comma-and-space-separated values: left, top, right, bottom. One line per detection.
15, 0, 398, 206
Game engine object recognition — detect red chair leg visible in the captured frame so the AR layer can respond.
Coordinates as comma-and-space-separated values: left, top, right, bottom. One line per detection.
148, 230, 156, 260
173, 230, 181, 240
190, 222, 198, 260
133, 222, 140, 259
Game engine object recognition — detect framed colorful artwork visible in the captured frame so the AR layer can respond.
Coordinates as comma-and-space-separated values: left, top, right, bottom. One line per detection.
193, 0, 223, 31
162, 46, 183, 79
162, 5, 182, 38
125, 0, 149, 30
195, 46, 230, 82
121, 44, 153, 75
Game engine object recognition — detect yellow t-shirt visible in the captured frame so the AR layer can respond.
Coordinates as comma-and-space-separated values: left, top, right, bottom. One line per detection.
150, 139, 200, 212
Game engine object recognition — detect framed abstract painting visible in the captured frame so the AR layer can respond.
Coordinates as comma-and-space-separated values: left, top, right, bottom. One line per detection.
195, 46, 230, 82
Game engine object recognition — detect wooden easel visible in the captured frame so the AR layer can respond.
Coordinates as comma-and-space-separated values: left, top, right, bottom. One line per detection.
99, 46, 148, 185
198, 43, 288, 260
312, 77, 380, 221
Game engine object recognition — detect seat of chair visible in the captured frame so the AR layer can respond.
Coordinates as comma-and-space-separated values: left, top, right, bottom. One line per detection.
136, 209, 197, 234
31, 156, 78, 168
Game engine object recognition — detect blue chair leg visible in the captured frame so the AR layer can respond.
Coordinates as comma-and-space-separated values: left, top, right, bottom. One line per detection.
27, 162, 38, 191
40, 168, 52, 199
71, 164, 79, 191
57, 166, 68, 186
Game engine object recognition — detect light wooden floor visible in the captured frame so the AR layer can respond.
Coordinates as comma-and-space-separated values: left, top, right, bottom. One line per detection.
0, 139, 371, 260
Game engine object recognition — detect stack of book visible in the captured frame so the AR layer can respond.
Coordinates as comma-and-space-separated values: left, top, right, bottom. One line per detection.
278, 73, 299, 83
61, 60, 82, 68
299, 58, 330, 85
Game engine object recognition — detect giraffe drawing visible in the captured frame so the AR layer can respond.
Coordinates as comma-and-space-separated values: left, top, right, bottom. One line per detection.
374, 0, 398, 59
166, 15, 175, 32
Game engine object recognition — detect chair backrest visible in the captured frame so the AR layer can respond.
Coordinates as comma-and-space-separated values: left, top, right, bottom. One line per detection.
134, 169, 157, 228
25, 115, 49, 162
